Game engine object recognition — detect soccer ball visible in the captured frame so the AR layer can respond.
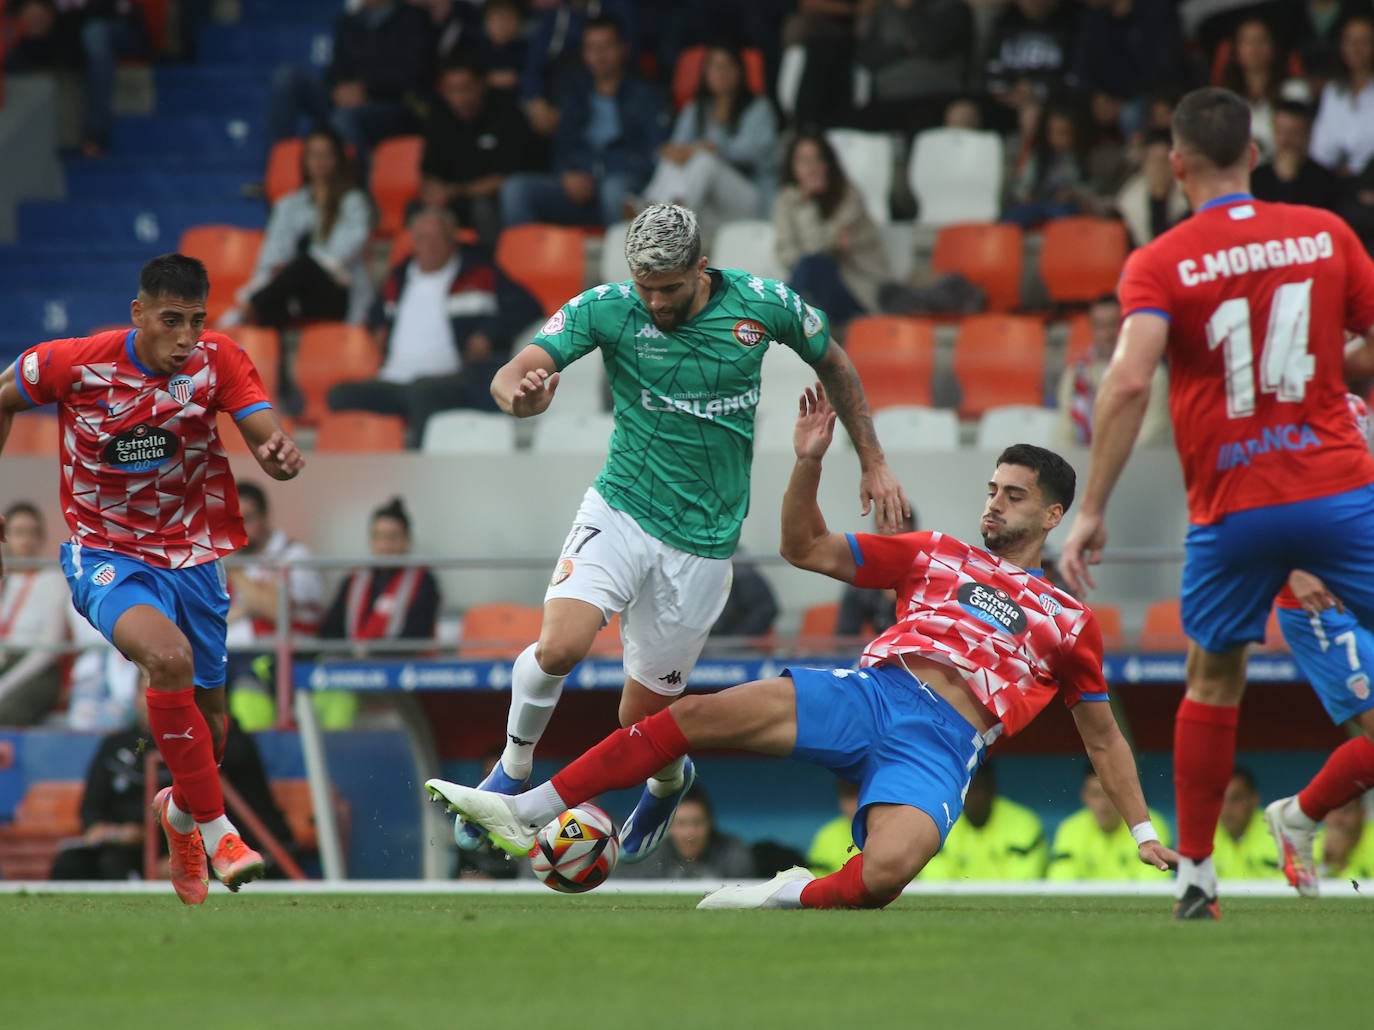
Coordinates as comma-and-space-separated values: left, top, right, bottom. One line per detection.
529, 805, 620, 893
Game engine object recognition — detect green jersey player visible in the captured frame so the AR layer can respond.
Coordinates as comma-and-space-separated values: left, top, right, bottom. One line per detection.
459, 203, 908, 862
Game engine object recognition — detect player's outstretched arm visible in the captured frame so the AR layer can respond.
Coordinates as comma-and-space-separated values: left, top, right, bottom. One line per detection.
1071, 700, 1177, 872
236, 409, 304, 481
490, 344, 560, 418
810, 342, 910, 533
780, 386, 859, 583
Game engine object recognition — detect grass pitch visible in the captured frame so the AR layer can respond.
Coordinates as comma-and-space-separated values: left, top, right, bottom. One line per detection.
1, 891, 1364, 1029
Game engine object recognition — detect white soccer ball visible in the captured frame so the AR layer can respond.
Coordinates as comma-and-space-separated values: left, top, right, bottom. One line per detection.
529, 804, 620, 894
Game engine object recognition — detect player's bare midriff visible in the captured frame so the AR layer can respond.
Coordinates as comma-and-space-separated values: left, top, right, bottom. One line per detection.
881, 653, 997, 734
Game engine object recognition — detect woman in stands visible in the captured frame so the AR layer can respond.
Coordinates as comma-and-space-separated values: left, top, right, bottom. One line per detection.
639, 43, 779, 225
1217, 16, 1310, 161
772, 132, 888, 336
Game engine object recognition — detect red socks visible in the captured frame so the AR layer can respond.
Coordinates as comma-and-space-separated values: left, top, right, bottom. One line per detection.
552, 708, 691, 804
146, 688, 225, 823
1174, 698, 1239, 860
1299, 735, 1374, 821
799, 854, 899, 910
214, 713, 228, 766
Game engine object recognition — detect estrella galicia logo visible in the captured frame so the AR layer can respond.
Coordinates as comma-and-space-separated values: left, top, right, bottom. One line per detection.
957, 581, 1028, 636
101, 423, 180, 473
92, 563, 117, 588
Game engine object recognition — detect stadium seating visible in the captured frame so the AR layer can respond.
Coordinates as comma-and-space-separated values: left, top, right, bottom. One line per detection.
529, 411, 615, 454
1140, 599, 1187, 651
1038, 217, 1130, 307
227, 326, 281, 399
931, 223, 1024, 313
9, 289, 135, 341
370, 136, 423, 238
179, 224, 265, 321
1063, 313, 1094, 367
266, 778, 352, 858
313, 412, 407, 453
844, 316, 938, 409
18, 199, 265, 249
495, 224, 588, 317
871, 404, 961, 451
827, 128, 894, 225
420, 411, 516, 454
952, 315, 1047, 419
589, 612, 624, 657
1091, 604, 1125, 652
711, 219, 786, 281
670, 45, 767, 110
975, 404, 1062, 449
909, 128, 1004, 227
879, 221, 916, 281
799, 601, 840, 642
265, 138, 305, 205
600, 220, 631, 284
0, 781, 84, 880
458, 602, 545, 659
4, 413, 61, 457
292, 323, 380, 424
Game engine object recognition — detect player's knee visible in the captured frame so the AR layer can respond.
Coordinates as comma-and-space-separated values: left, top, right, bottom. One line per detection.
533, 637, 586, 678
860, 849, 919, 900
139, 643, 195, 687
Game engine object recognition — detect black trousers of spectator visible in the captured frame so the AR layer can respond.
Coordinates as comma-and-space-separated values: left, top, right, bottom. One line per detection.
50, 843, 142, 881
249, 255, 348, 330
327, 359, 502, 447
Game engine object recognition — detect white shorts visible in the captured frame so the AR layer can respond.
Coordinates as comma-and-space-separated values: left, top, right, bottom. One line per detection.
545, 488, 731, 696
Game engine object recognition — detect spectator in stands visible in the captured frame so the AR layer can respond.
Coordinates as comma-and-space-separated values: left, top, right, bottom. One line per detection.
63, 605, 141, 732
326, 207, 543, 447
1002, 94, 1107, 227
637, 0, 792, 104
773, 132, 889, 334
921, 761, 1049, 881
1072, 0, 1185, 141
1317, 794, 1374, 877
783, 0, 864, 131
639, 43, 779, 225
982, 0, 1080, 138
1340, 154, 1374, 253
1113, 128, 1190, 247
226, 129, 374, 339
51, 692, 299, 881
1056, 295, 1171, 448
708, 553, 780, 643
1047, 766, 1172, 880
266, 0, 432, 176
417, 0, 528, 93
501, 15, 668, 229
1294, 0, 1374, 87
224, 482, 325, 733
944, 96, 983, 130
1212, 767, 1280, 879
418, 57, 546, 246
1218, 16, 1313, 160
835, 507, 917, 639
2, 0, 148, 158
519, 0, 638, 136
634, 783, 757, 880
0, 501, 70, 726
853, 0, 974, 136
1251, 99, 1342, 209
1310, 13, 1374, 175
806, 778, 859, 877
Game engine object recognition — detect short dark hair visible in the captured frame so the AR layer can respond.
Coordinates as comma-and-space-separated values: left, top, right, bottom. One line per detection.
996, 444, 1077, 512
139, 253, 210, 303
372, 496, 411, 535
1171, 87, 1252, 170
1231, 766, 1259, 794
1274, 99, 1315, 122
2, 500, 42, 524
583, 13, 623, 40
237, 482, 268, 515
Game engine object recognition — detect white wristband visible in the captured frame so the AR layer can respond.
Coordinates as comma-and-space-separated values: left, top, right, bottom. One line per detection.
1130, 820, 1158, 846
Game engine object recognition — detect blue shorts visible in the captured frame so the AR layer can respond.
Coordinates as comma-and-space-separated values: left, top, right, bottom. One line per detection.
61, 543, 231, 689
789, 663, 989, 848
1182, 484, 1374, 653
1277, 605, 1374, 726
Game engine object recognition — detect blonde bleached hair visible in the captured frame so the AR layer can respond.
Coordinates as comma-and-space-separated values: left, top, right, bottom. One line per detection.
624, 203, 702, 276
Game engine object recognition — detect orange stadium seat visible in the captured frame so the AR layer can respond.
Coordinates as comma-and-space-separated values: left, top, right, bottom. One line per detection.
370, 135, 423, 238
951, 315, 1046, 418
267, 778, 351, 856
932, 222, 1024, 313
1063, 313, 1093, 367
799, 601, 840, 641
589, 612, 623, 657
313, 412, 406, 452
5, 412, 60, 456
265, 138, 304, 204
1140, 599, 1187, 651
459, 603, 544, 659
496, 224, 587, 317
0, 780, 84, 880
292, 322, 380, 424
1039, 217, 1129, 307
671, 45, 767, 110
844, 316, 937, 409
179, 225, 264, 322
226, 325, 281, 400
1090, 603, 1124, 652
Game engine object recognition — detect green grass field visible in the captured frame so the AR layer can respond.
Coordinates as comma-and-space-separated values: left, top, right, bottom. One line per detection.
1, 892, 1364, 1029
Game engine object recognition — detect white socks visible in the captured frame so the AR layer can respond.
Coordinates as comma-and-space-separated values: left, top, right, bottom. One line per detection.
166, 795, 195, 834
511, 782, 568, 828
501, 644, 567, 780
773, 880, 807, 908
197, 815, 235, 855
1176, 855, 1218, 898
647, 756, 688, 798
1286, 797, 1320, 831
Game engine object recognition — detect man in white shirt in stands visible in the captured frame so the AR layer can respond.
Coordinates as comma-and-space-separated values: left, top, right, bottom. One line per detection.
0, 501, 72, 725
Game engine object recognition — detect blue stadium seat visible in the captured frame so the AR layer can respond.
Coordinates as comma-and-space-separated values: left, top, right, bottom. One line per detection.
17, 199, 265, 247
111, 114, 266, 163
8, 289, 136, 340
0, 259, 133, 292
63, 164, 254, 204
238, 0, 342, 21
195, 23, 333, 69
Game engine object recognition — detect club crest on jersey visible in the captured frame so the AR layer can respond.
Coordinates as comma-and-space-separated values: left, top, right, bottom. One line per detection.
957, 582, 1028, 635
1037, 592, 1063, 616
541, 310, 566, 336
1348, 673, 1370, 701
92, 563, 117, 588
168, 374, 195, 405
21, 351, 39, 385
102, 423, 180, 474
551, 558, 574, 585
732, 319, 767, 347
802, 304, 824, 338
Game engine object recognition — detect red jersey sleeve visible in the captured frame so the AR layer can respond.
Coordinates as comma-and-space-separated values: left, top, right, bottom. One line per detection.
1338, 218, 1374, 335
847, 531, 928, 590
1117, 244, 1176, 322
1056, 612, 1110, 709
13, 337, 80, 408
209, 331, 271, 418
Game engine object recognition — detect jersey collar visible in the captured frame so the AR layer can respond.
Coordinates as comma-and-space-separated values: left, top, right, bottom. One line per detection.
1197, 192, 1253, 213
125, 329, 156, 376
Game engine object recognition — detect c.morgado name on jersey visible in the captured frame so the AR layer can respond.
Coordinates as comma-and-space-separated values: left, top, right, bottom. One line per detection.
1177, 232, 1334, 286
640, 386, 760, 420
